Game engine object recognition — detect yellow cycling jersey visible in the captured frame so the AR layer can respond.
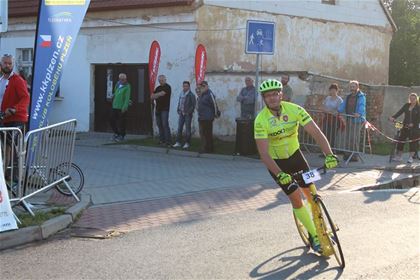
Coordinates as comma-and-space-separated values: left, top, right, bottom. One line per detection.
254, 102, 313, 159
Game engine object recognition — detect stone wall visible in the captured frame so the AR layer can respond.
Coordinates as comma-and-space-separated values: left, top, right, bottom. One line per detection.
303, 74, 420, 142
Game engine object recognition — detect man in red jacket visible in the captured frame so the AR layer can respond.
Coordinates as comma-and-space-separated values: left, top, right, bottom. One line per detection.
0, 54, 30, 180
0, 54, 30, 130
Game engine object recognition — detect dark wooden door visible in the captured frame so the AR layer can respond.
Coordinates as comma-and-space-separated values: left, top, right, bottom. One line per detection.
94, 64, 152, 135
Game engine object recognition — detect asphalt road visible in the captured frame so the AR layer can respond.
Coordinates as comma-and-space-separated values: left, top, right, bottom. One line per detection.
1, 189, 419, 279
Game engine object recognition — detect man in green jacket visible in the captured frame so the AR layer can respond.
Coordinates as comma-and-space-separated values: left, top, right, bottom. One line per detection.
110, 73, 131, 141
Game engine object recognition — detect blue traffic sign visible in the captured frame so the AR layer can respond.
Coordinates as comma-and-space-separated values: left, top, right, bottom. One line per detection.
245, 20, 275, 55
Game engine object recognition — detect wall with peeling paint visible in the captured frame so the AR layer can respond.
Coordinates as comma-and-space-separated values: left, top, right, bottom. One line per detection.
195, 5, 392, 85
204, 0, 393, 31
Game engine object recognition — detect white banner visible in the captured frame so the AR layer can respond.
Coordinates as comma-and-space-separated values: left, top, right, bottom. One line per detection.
0, 145, 18, 232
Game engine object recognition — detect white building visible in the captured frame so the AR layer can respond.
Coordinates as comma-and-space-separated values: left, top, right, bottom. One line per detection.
1, 0, 395, 136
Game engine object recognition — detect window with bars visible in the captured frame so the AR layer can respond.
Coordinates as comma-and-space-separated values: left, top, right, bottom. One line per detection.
16, 48, 61, 97
16, 48, 33, 90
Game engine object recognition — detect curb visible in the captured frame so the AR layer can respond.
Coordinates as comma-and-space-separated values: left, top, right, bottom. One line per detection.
78, 142, 261, 162
0, 194, 92, 251
356, 174, 420, 192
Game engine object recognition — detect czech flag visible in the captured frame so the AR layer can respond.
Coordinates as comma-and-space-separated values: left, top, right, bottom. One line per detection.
40, 35, 52, 47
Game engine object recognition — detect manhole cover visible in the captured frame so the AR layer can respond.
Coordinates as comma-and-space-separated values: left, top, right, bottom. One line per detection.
70, 227, 123, 239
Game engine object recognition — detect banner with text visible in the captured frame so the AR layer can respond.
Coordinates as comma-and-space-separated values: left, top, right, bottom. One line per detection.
148, 40, 161, 95
0, 147, 18, 233
29, 0, 90, 130
195, 44, 207, 85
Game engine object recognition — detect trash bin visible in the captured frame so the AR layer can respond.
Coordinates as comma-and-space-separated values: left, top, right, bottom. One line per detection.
235, 118, 257, 155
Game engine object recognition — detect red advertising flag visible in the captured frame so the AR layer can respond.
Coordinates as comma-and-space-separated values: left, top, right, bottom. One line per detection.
148, 40, 161, 95
195, 44, 207, 85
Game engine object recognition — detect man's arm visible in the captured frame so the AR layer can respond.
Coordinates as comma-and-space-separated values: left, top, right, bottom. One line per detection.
303, 121, 333, 155
5, 78, 30, 117
243, 89, 256, 104
237, 88, 245, 102
256, 139, 282, 175
355, 94, 366, 120
337, 97, 346, 113
122, 85, 131, 112
151, 91, 165, 100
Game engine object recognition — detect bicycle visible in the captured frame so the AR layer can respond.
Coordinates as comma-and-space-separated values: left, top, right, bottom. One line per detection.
49, 162, 85, 196
291, 166, 345, 269
389, 120, 404, 163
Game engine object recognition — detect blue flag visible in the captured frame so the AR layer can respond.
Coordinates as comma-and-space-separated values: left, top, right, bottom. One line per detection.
29, 0, 90, 130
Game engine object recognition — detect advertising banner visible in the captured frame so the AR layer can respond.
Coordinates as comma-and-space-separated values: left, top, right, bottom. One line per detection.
29, 0, 91, 131
195, 44, 207, 85
0, 148, 18, 233
148, 40, 161, 95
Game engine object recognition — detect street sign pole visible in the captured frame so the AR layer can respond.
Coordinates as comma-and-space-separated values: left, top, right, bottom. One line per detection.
245, 20, 275, 115
255, 53, 260, 114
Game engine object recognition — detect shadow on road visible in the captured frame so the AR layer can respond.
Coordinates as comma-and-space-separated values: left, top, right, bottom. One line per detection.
249, 247, 343, 280
362, 189, 407, 204
257, 190, 289, 211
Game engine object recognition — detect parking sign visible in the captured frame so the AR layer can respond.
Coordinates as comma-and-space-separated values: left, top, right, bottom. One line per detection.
245, 20, 275, 55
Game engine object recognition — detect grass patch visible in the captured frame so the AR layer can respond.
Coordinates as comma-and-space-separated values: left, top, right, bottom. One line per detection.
111, 137, 257, 156
16, 207, 66, 228
368, 141, 409, 155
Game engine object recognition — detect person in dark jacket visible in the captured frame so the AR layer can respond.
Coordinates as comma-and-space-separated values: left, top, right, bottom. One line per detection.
173, 81, 196, 149
197, 80, 217, 153
237, 77, 256, 119
389, 92, 420, 163
152, 75, 172, 146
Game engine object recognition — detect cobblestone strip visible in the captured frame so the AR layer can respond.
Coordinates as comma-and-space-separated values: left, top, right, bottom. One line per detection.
73, 184, 291, 233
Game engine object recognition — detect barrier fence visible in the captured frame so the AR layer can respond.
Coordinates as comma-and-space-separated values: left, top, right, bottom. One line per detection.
2, 119, 78, 216
299, 110, 368, 164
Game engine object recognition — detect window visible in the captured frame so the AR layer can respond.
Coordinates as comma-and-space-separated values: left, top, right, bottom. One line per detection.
16, 48, 62, 97
322, 0, 336, 4
16, 48, 33, 91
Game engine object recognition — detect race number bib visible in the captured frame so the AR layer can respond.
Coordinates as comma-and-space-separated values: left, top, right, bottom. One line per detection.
302, 169, 322, 184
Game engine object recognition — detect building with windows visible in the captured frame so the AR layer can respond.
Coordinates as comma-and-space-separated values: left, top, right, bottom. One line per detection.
1, 0, 395, 135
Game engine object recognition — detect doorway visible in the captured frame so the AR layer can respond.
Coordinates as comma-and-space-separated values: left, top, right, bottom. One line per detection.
94, 64, 152, 135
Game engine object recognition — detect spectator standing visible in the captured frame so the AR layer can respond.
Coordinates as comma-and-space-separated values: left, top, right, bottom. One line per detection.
321, 83, 343, 150
338, 80, 366, 162
0, 54, 30, 130
237, 77, 256, 119
110, 73, 131, 142
281, 74, 293, 102
173, 81, 196, 149
152, 75, 172, 146
197, 80, 216, 153
0, 55, 30, 176
389, 93, 420, 163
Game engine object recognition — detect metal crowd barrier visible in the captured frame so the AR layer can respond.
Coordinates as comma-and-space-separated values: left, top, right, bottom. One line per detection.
299, 110, 367, 164
2, 119, 79, 216
1, 127, 24, 203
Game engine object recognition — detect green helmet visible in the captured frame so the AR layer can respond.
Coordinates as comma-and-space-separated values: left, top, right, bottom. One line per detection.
259, 79, 283, 94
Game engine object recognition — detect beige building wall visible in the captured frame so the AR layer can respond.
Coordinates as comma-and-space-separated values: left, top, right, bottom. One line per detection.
195, 5, 392, 85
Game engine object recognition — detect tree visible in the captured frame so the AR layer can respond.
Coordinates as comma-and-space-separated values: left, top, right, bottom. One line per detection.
388, 0, 420, 86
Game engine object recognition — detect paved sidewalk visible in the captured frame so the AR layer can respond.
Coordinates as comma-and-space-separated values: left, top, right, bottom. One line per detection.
72, 132, 419, 205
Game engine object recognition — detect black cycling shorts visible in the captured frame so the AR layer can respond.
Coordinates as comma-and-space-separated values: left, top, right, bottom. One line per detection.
268, 149, 311, 195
